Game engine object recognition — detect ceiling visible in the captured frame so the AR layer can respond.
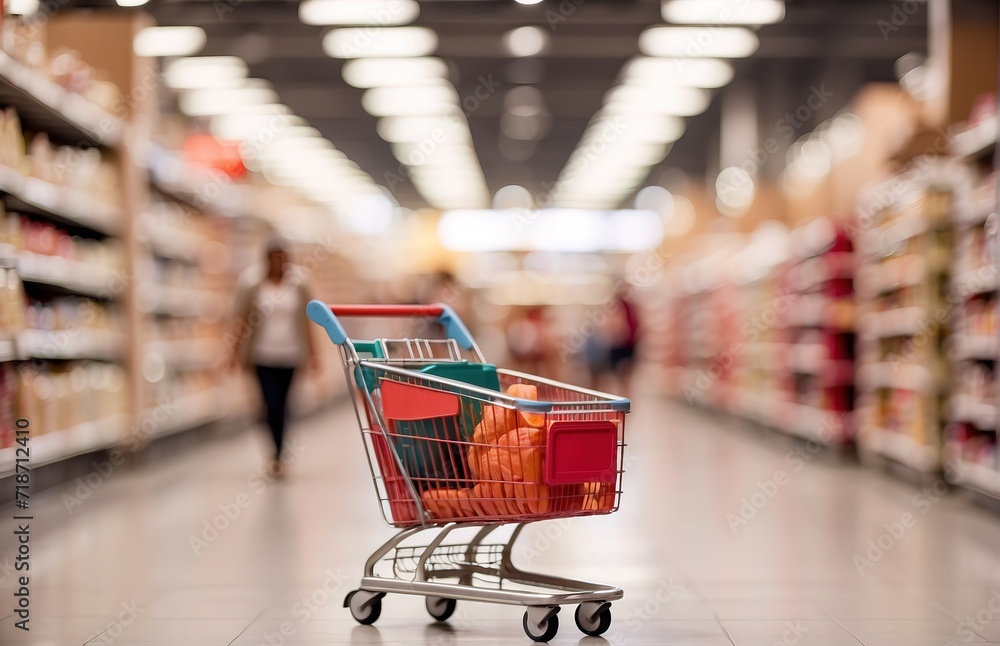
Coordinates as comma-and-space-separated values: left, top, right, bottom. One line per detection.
89, 0, 929, 209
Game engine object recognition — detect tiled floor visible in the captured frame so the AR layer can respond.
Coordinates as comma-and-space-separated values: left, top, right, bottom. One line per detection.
2, 393, 1000, 644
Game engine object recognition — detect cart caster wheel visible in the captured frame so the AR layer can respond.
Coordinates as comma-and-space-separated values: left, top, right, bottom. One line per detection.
344, 590, 382, 625
575, 603, 612, 637
523, 610, 559, 642
426, 596, 456, 621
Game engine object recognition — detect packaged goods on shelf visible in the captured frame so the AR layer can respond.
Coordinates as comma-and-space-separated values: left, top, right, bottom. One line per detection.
0, 364, 14, 450
13, 361, 127, 437
779, 219, 856, 443
944, 117, 1000, 497
1, 20, 122, 113
0, 266, 25, 334
856, 163, 958, 473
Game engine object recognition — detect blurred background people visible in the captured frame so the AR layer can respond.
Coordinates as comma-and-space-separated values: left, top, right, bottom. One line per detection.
230, 238, 318, 476
505, 305, 556, 377
607, 283, 641, 397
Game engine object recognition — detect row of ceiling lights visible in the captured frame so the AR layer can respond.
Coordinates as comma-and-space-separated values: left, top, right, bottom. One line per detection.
551, 0, 786, 210
123, 0, 788, 221
157, 53, 383, 223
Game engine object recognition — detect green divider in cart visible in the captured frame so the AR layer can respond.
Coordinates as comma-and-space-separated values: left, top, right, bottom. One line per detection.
390, 362, 501, 487
418, 363, 500, 439
353, 340, 385, 392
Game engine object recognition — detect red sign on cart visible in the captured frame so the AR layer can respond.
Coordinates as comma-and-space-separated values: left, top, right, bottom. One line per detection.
546, 421, 618, 484
380, 380, 460, 421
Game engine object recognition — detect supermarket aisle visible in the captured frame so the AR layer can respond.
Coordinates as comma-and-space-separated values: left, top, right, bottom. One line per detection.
2, 395, 1000, 645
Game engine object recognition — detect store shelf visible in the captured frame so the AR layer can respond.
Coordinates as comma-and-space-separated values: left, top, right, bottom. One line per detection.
0, 413, 128, 477
859, 307, 929, 338
0, 336, 15, 362
145, 235, 202, 264
788, 252, 854, 293
951, 114, 997, 162
858, 256, 926, 295
145, 338, 223, 370
950, 334, 999, 361
780, 402, 848, 444
18, 251, 120, 299
950, 459, 1000, 497
949, 395, 998, 429
15, 328, 122, 361
143, 389, 229, 439
0, 166, 122, 236
0, 50, 124, 148
857, 361, 936, 393
952, 268, 999, 299
0, 242, 16, 267
137, 285, 219, 318
958, 193, 997, 227
865, 427, 939, 473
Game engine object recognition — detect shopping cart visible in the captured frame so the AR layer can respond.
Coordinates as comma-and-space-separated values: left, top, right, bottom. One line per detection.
307, 302, 630, 642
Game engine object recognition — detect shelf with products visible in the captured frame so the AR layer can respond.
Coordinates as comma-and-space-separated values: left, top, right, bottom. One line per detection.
778, 218, 856, 445
0, 44, 124, 148
135, 195, 238, 435
0, 97, 124, 235
951, 112, 997, 162
140, 386, 231, 441
0, 360, 129, 456
0, 21, 134, 470
855, 163, 957, 473
0, 413, 128, 477
944, 115, 1000, 499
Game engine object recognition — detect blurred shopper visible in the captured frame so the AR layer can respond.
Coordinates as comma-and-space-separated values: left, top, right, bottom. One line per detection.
230, 237, 318, 477
582, 327, 610, 390
506, 305, 554, 377
608, 283, 640, 397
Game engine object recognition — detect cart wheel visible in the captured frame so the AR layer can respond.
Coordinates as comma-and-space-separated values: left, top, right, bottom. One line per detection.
344, 590, 382, 625
425, 596, 456, 621
522, 610, 559, 642
574, 603, 612, 637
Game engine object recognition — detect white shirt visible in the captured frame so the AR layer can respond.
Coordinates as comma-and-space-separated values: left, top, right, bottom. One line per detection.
251, 276, 305, 367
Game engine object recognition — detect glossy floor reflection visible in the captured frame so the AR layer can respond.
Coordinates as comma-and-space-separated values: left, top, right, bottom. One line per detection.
2, 393, 1000, 645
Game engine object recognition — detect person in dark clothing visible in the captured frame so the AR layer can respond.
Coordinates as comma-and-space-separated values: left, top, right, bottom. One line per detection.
608, 283, 640, 397
230, 237, 318, 477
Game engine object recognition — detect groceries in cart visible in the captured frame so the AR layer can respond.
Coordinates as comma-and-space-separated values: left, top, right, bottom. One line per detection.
415, 383, 616, 520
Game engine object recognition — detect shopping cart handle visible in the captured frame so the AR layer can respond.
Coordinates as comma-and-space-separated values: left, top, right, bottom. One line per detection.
306, 301, 476, 350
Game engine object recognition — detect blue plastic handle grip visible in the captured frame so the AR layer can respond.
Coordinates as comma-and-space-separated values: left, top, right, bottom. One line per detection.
307, 300, 348, 345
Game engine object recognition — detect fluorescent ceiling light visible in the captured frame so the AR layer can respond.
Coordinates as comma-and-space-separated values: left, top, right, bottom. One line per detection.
504, 26, 549, 57
299, 0, 419, 26
342, 57, 448, 88
6, 0, 39, 15
624, 57, 734, 88
134, 26, 207, 58
613, 114, 686, 143
361, 83, 460, 117
323, 27, 438, 58
515, 0, 544, 4
376, 115, 467, 143
210, 112, 296, 141
164, 56, 248, 90
639, 26, 758, 58
179, 81, 279, 116
117, 0, 149, 6
662, 0, 784, 25
605, 85, 711, 116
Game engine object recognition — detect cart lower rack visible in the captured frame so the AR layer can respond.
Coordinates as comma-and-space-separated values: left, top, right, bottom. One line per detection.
308, 302, 631, 642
